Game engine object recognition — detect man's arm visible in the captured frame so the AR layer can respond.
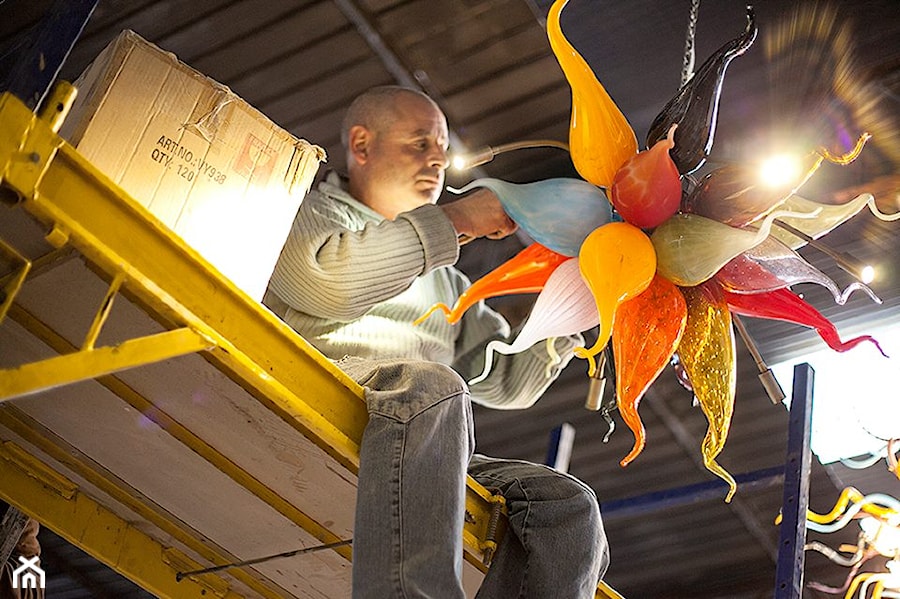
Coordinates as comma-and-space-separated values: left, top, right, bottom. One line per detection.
269, 185, 518, 322
440, 188, 517, 242
268, 192, 459, 321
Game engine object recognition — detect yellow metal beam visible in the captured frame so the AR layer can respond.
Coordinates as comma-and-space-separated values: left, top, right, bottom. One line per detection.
82, 271, 124, 350
0, 440, 244, 599
0, 326, 214, 402
7, 303, 354, 565
598, 581, 626, 599
0, 92, 367, 471
0, 246, 77, 288
0, 236, 30, 324
0, 406, 292, 599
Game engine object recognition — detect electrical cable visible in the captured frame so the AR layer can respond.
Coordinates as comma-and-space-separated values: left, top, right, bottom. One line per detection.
805, 540, 865, 567
175, 539, 352, 581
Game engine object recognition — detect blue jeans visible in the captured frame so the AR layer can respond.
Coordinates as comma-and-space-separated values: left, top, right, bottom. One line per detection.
340, 357, 609, 598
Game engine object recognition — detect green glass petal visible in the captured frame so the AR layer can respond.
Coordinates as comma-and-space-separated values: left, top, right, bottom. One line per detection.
652, 211, 787, 286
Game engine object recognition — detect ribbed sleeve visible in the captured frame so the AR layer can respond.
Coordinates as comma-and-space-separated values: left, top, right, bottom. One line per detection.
268, 177, 458, 322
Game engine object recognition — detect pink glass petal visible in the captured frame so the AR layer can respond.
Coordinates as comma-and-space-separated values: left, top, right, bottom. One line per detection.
715, 235, 881, 305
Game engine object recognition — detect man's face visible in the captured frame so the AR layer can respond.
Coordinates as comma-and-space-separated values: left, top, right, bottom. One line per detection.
363, 94, 450, 212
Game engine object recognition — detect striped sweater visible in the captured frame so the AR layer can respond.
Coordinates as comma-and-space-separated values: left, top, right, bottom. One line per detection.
265, 172, 579, 409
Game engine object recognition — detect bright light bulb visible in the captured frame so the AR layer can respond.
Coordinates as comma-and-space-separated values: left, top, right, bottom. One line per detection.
860, 264, 876, 284
772, 323, 900, 464
759, 154, 802, 188
451, 155, 468, 171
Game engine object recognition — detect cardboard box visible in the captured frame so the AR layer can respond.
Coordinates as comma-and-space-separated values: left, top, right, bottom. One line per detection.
61, 30, 325, 300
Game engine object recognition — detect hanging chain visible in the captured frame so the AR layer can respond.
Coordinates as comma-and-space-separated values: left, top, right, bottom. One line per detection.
680, 0, 701, 86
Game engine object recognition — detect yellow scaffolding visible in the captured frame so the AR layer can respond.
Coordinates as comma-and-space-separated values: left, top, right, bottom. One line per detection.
0, 88, 620, 598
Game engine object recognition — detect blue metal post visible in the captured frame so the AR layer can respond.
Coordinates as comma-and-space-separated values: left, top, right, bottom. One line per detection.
774, 362, 814, 598
601, 465, 785, 518
546, 422, 575, 473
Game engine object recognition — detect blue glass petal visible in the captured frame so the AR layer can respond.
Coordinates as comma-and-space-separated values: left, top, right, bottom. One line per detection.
449, 177, 612, 257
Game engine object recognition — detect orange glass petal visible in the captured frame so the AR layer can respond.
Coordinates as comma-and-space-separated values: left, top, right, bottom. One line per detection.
678, 283, 738, 502
416, 243, 568, 325
613, 275, 687, 467
575, 222, 656, 375
547, 0, 637, 188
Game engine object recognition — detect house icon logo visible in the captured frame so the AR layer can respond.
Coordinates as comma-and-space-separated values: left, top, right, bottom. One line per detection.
11, 555, 45, 590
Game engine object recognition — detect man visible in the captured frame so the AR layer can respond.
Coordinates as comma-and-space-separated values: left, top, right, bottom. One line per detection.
265, 86, 608, 598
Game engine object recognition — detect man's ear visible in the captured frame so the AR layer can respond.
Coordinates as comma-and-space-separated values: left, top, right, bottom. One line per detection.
348, 125, 371, 165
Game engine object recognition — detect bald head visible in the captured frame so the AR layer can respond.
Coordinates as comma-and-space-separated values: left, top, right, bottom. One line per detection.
341, 86, 449, 218
341, 86, 442, 149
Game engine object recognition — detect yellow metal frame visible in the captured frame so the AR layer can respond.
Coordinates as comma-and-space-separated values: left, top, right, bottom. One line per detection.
0, 326, 214, 400
0, 89, 508, 590
0, 440, 245, 599
0, 236, 30, 323
0, 89, 622, 599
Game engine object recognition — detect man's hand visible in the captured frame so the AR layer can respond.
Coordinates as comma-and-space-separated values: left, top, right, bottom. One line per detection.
440, 188, 518, 244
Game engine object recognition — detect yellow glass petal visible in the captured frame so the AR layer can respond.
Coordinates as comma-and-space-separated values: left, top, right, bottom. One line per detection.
575, 222, 656, 375
547, 0, 637, 188
678, 283, 737, 502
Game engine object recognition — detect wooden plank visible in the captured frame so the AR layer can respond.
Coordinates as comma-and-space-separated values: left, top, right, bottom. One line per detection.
11, 258, 361, 547
261, 56, 392, 127
421, 26, 550, 91
456, 85, 570, 145
443, 55, 565, 122
376, 0, 518, 50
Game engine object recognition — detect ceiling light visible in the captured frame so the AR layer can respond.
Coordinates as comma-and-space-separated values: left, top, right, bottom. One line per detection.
759, 154, 802, 188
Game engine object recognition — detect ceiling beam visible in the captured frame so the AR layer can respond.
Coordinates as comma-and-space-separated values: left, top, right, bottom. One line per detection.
644, 388, 779, 562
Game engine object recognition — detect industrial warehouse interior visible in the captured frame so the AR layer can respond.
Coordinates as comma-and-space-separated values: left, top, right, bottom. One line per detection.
1, 0, 899, 597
